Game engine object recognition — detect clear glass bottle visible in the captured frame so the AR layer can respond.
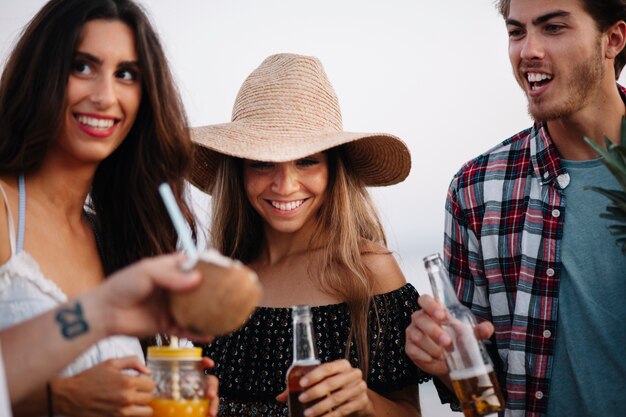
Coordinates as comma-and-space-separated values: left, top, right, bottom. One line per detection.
424, 253, 504, 417
287, 305, 321, 417
147, 346, 209, 417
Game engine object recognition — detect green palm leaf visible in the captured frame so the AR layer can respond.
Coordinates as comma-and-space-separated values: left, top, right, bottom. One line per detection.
584, 116, 626, 253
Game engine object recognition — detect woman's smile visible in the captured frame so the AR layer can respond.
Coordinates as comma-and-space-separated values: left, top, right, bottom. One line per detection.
73, 112, 121, 138
267, 198, 307, 213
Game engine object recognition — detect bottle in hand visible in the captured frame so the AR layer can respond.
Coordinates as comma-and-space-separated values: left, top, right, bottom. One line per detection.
424, 254, 504, 417
287, 305, 321, 417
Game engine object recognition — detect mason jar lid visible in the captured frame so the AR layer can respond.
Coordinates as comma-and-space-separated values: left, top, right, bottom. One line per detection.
147, 346, 202, 360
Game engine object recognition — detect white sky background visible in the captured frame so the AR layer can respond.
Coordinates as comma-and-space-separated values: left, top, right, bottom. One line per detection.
3, 1, 625, 415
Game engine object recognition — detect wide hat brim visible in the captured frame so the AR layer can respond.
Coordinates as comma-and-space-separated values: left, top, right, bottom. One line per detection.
190, 120, 411, 194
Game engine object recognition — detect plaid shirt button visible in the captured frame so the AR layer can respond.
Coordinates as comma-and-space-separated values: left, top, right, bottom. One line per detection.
551, 209, 561, 218
556, 173, 570, 189
543, 330, 552, 338
535, 391, 544, 399
546, 268, 555, 277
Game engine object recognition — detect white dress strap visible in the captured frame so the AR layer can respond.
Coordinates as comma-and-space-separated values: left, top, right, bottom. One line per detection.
0, 183, 16, 256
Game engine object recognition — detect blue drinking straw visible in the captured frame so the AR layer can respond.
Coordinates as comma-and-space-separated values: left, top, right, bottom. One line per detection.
158, 183, 199, 269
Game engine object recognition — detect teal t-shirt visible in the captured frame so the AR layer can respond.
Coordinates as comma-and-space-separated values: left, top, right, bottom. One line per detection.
546, 158, 626, 417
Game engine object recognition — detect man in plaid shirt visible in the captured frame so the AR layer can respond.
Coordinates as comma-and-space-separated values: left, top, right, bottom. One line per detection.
406, 1, 626, 416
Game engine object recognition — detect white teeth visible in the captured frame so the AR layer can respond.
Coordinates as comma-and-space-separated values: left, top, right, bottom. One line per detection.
76, 115, 115, 129
527, 72, 552, 83
271, 200, 304, 211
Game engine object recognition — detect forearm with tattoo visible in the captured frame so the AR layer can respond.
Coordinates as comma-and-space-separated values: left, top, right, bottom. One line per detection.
54, 301, 90, 339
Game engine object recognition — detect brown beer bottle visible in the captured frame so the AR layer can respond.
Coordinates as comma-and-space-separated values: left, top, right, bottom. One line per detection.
287, 305, 321, 417
424, 254, 504, 417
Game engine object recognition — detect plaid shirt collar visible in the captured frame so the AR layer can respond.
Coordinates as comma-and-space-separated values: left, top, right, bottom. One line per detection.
530, 123, 567, 187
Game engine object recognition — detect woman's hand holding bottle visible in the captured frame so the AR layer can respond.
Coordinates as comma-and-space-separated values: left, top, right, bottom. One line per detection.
278, 359, 374, 417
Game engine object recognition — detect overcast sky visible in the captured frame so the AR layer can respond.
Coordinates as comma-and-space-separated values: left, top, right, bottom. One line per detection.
3, 2, 625, 413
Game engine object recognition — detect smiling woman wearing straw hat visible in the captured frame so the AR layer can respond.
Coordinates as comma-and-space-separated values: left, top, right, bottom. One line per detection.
192, 53, 430, 417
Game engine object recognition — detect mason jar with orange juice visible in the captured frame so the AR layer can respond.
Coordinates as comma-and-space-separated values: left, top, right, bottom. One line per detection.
147, 346, 209, 417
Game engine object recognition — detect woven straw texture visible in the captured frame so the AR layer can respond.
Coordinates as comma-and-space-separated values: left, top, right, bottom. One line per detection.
191, 53, 411, 192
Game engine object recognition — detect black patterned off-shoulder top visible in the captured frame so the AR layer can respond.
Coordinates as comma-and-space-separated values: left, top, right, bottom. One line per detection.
202, 283, 431, 417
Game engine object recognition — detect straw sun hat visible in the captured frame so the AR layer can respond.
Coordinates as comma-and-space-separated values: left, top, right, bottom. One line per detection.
190, 53, 411, 193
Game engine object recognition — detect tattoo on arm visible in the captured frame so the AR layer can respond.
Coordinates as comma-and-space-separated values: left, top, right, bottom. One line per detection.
55, 301, 90, 339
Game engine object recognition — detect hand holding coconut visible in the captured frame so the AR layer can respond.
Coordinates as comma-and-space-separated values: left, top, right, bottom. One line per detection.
169, 249, 262, 336
159, 183, 262, 337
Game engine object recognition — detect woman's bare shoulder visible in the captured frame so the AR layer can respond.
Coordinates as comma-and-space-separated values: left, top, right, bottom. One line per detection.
359, 240, 407, 294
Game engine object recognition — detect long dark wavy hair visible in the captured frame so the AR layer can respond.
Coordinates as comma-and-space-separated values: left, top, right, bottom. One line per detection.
0, 0, 196, 273
209, 148, 388, 377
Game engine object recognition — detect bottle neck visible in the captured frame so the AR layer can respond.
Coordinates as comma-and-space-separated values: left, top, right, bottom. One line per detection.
424, 255, 462, 308
292, 317, 317, 363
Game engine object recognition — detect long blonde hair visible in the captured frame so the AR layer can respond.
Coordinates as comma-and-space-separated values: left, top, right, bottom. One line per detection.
209, 148, 388, 376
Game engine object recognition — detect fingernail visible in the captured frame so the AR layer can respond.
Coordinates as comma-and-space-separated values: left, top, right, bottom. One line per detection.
435, 309, 445, 320
300, 377, 308, 386
439, 333, 450, 345
299, 393, 308, 402
304, 409, 313, 416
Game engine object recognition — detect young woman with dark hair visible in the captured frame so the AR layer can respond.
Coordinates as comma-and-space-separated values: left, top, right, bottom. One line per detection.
0, 1, 205, 415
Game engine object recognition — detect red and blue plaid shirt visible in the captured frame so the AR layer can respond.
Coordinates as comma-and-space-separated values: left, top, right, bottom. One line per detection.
442, 85, 625, 417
